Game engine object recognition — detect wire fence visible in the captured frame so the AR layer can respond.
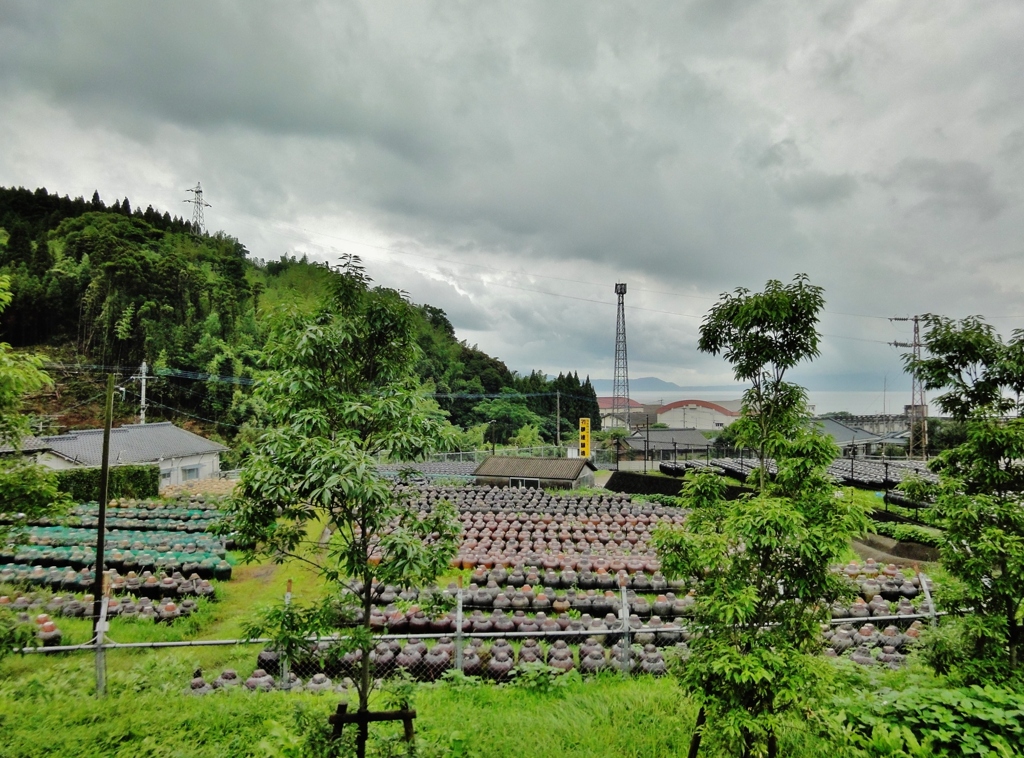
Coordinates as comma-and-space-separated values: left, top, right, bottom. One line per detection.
11, 577, 942, 698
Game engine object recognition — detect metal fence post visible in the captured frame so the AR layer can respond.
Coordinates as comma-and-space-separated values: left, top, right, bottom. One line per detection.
919, 572, 938, 627
281, 579, 292, 687
95, 587, 109, 697
619, 583, 630, 677
454, 588, 464, 673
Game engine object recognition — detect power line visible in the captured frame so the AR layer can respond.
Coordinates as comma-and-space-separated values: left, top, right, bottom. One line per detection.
123, 390, 244, 430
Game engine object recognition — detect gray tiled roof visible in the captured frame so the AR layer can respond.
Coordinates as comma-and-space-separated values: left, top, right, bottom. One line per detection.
814, 418, 880, 446
42, 422, 227, 466
626, 428, 710, 450
0, 436, 51, 455
473, 456, 596, 480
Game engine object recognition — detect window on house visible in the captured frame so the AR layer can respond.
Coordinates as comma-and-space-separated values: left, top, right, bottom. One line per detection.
715, 422, 724, 428
182, 466, 200, 481
509, 477, 540, 489
160, 470, 172, 481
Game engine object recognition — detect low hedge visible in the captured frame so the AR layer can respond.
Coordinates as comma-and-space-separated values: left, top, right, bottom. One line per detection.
868, 518, 943, 548
55, 465, 160, 502
605, 471, 684, 496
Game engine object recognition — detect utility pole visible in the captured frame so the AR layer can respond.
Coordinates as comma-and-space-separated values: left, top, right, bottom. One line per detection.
890, 315, 928, 459
555, 391, 561, 449
92, 372, 115, 692
131, 360, 154, 424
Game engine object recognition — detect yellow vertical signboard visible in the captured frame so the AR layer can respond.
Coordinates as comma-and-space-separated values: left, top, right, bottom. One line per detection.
579, 417, 591, 458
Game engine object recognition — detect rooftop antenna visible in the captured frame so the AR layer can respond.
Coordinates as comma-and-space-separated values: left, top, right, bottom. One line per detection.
184, 182, 211, 236
890, 315, 927, 459
612, 283, 631, 431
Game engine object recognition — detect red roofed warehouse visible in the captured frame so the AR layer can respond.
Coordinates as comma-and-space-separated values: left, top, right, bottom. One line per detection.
656, 399, 742, 430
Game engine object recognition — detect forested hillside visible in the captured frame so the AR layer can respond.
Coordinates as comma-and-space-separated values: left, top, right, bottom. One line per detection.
0, 185, 599, 450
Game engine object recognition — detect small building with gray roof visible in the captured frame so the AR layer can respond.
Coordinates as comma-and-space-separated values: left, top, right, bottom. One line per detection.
473, 456, 597, 490
623, 428, 711, 460
38, 422, 228, 487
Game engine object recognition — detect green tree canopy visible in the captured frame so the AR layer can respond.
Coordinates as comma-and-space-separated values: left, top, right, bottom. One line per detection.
0, 274, 69, 544
907, 314, 1024, 679
658, 275, 866, 758
227, 256, 460, 755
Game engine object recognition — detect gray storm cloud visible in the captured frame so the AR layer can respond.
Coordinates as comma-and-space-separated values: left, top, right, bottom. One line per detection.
1, 0, 1022, 401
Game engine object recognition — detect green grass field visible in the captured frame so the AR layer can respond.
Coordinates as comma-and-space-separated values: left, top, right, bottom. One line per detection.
0, 488, 979, 757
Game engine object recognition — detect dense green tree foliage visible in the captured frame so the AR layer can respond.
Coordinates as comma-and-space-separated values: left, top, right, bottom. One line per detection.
658, 276, 867, 758
229, 257, 460, 757
0, 274, 70, 545
906, 314, 1024, 681
0, 185, 600, 449
699, 274, 825, 492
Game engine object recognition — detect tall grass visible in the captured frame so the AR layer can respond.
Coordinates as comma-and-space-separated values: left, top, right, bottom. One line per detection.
0, 654, 859, 758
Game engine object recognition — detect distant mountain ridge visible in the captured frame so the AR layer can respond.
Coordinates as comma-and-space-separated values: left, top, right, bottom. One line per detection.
591, 377, 741, 394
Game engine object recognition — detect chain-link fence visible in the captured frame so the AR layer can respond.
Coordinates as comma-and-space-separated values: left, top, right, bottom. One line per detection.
9, 573, 943, 698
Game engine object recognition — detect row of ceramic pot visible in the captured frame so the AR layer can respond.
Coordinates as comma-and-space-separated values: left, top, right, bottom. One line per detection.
1, 579, 217, 615
1, 560, 231, 589
358, 583, 695, 618
830, 595, 933, 620
824, 620, 924, 654
461, 566, 672, 590
21, 526, 223, 552
186, 670, 353, 695
369, 608, 691, 646
73, 518, 217, 533
3, 547, 225, 573
7, 595, 203, 625
256, 636, 676, 683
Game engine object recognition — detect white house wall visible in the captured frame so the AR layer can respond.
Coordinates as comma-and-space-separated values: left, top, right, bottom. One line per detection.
657, 406, 737, 430
158, 452, 222, 488
36, 451, 81, 470
37, 451, 222, 487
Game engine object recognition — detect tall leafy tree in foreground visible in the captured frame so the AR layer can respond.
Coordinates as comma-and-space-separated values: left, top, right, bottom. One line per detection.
0, 273, 71, 660
228, 257, 460, 757
0, 274, 70, 545
906, 315, 1024, 681
656, 275, 866, 758
697, 274, 825, 492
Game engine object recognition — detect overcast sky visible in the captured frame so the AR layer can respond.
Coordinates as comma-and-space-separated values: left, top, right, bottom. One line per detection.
2, 1, 1022, 408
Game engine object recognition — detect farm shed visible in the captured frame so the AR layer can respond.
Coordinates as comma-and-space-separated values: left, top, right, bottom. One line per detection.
38, 422, 228, 487
472, 456, 597, 490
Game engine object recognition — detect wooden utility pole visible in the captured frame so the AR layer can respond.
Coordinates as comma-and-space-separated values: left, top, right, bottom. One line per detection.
556, 391, 561, 447
91, 375, 114, 634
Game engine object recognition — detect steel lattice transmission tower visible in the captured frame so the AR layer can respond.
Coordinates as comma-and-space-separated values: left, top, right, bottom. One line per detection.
184, 182, 211, 236
890, 315, 928, 459
612, 283, 631, 430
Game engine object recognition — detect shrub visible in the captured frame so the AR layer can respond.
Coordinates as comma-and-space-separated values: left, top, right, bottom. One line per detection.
868, 519, 943, 548
837, 683, 1024, 756
55, 464, 160, 501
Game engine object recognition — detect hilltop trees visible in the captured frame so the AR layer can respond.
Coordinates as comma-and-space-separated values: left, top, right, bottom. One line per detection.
0, 184, 602, 450
656, 276, 866, 758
